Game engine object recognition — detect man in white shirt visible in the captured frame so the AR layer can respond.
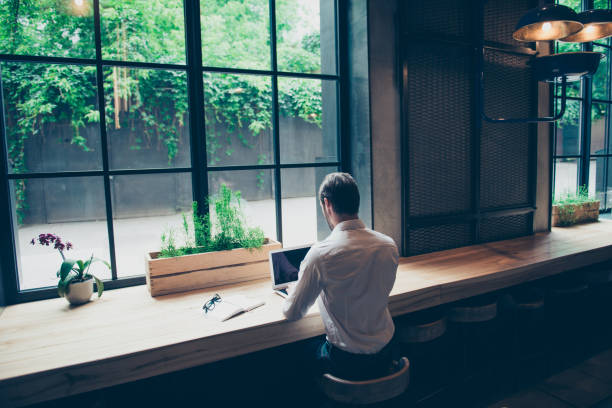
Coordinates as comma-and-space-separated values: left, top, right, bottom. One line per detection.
282, 172, 399, 381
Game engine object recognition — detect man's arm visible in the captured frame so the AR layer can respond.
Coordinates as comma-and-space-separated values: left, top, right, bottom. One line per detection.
282, 250, 323, 321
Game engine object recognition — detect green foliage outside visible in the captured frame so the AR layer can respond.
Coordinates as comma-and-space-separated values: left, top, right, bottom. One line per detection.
556, 0, 609, 128
159, 184, 265, 258
0, 0, 325, 223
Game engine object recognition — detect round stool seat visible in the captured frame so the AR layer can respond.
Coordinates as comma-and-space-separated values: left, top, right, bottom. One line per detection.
449, 294, 498, 323
586, 265, 612, 285
547, 274, 588, 295
511, 287, 545, 311
318, 357, 410, 405
398, 307, 447, 343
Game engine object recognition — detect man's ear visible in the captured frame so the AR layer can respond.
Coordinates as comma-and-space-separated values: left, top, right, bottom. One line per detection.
323, 197, 335, 215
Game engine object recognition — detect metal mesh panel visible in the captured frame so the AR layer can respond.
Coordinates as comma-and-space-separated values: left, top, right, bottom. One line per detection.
406, 43, 472, 217
480, 50, 532, 209
484, 0, 534, 47
408, 223, 473, 256
402, 0, 470, 38
479, 214, 531, 243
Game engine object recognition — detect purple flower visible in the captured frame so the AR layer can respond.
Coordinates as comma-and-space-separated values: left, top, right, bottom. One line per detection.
30, 238, 35, 245
66, 242, 73, 250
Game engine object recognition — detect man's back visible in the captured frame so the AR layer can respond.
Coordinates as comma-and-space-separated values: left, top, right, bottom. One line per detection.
283, 219, 399, 354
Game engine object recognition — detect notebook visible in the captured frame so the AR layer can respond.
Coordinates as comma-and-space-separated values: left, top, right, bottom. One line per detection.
203, 294, 265, 322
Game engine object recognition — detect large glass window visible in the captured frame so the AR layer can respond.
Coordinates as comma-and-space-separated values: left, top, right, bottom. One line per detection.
0, 0, 342, 302
553, 0, 612, 213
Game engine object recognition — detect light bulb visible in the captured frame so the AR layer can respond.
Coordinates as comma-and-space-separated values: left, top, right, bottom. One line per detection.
542, 22, 552, 32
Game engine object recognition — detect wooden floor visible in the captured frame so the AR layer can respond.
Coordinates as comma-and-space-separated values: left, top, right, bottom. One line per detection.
489, 349, 612, 408
1, 220, 612, 407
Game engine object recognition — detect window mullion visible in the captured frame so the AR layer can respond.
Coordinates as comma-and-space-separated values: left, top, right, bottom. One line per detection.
269, 0, 283, 243
93, 0, 118, 281
184, 0, 209, 220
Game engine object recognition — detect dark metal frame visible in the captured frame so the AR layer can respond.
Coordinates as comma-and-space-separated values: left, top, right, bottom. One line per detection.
0, 0, 344, 304
553, 0, 612, 213
399, 0, 538, 256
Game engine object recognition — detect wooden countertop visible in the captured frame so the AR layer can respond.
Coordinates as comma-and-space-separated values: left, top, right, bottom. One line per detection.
2, 220, 612, 407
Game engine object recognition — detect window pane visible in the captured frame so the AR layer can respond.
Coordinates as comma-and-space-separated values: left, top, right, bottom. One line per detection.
103, 67, 191, 170
594, 0, 609, 9
276, 0, 337, 75
11, 177, 110, 290
207, 170, 276, 241
608, 158, 612, 209
557, 0, 581, 12
590, 157, 606, 208
0, 0, 95, 58
555, 43, 582, 98
201, 0, 270, 70
204, 73, 273, 167
111, 173, 192, 278
101, 0, 186, 64
281, 166, 337, 247
554, 158, 579, 201
278, 78, 338, 164
555, 99, 581, 156
593, 44, 609, 101
2, 62, 102, 174
592, 103, 608, 155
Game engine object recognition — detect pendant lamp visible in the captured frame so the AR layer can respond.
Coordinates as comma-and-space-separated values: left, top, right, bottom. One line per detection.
513, 4, 582, 42
560, 9, 612, 42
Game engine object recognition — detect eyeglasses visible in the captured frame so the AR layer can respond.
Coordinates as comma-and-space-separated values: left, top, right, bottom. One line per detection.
203, 293, 221, 313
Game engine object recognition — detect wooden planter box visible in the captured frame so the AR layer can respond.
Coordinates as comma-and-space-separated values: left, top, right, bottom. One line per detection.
145, 239, 282, 296
552, 201, 600, 227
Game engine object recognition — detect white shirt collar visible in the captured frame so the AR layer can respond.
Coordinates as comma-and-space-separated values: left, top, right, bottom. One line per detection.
331, 219, 365, 235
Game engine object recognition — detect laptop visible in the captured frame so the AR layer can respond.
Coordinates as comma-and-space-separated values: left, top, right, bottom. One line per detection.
269, 244, 311, 298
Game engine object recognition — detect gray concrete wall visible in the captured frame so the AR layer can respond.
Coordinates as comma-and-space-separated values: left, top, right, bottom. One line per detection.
367, 0, 402, 247
535, 37, 553, 232
347, 0, 373, 230
19, 116, 328, 225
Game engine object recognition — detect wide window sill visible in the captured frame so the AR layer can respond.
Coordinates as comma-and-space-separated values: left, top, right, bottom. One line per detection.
1, 220, 612, 407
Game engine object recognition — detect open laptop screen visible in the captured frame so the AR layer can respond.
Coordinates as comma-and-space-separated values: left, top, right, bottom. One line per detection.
269, 245, 311, 289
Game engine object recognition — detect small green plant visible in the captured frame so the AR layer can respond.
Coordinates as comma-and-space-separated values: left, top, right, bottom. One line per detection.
158, 184, 265, 258
553, 185, 599, 226
30, 234, 109, 298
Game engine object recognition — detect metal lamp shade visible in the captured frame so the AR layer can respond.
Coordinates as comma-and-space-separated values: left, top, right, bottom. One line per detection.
560, 9, 612, 42
532, 52, 602, 82
513, 4, 582, 42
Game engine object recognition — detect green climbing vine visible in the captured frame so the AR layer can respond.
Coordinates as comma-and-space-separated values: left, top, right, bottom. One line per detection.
1, 0, 325, 223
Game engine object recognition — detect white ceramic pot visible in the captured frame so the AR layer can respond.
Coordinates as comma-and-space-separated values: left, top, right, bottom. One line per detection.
65, 278, 93, 305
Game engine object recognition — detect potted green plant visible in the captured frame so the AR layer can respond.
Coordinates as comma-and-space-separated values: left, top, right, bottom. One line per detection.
145, 184, 281, 296
552, 186, 600, 227
31, 234, 110, 305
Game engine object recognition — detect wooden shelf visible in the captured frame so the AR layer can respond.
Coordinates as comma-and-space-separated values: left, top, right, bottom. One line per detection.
1, 220, 612, 407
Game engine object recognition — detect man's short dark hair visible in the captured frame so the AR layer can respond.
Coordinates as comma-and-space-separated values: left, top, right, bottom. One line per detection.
318, 172, 360, 215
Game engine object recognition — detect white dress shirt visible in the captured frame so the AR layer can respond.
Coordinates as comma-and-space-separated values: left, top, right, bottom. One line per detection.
282, 219, 399, 354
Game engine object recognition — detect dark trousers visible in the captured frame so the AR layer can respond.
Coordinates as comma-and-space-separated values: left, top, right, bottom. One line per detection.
307, 336, 396, 381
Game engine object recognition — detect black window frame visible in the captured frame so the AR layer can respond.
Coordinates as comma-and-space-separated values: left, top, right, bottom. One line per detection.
553, 0, 612, 212
0, 0, 348, 304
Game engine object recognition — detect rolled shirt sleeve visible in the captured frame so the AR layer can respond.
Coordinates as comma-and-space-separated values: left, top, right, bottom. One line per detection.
282, 249, 323, 321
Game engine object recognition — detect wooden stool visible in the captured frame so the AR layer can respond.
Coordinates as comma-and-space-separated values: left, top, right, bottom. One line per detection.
317, 357, 410, 406
585, 261, 612, 353
544, 272, 589, 373
508, 286, 546, 391
396, 307, 448, 404
448, 294, 499, 406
